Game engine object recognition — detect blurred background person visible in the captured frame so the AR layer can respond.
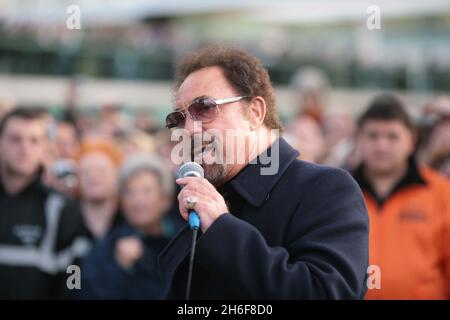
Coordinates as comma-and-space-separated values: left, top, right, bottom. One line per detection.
134, 111, 158, 134
115, 129, 157, 159
81, 155, 175, 299
290, 66, 330, 124
285, 115, 327, 163
44, 117, 81, 198
287, 67, 359, 167
352, 94, 450, 299
54, 118, 80, 159
321, 110, 357, 168
97, 100, 131, 141
75, 139, 123, 240
417, 95, 450, 177
0, 108, 89, 299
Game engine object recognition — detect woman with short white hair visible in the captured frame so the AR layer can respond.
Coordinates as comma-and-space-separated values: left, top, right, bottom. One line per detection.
81, 154, 176, 299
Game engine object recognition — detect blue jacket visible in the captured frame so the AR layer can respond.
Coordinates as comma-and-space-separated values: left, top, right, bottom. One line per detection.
81, 222, 169, 299
158, 138, 369, 299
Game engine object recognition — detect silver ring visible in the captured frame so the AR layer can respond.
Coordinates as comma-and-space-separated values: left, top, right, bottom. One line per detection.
186, 196, 198, 210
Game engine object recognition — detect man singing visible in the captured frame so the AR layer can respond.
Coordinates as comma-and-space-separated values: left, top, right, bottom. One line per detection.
159, 46, 369, 299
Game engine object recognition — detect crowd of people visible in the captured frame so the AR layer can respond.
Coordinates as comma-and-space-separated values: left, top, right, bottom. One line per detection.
0, 101, 184, 299
0, 66, 449, 299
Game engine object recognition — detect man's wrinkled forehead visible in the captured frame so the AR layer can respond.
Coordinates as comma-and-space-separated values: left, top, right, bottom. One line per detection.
175, 66, 236, 110
2, 116, 47, 136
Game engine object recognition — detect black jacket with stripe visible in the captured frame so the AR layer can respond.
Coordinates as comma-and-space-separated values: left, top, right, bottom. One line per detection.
0, 173, 90, 299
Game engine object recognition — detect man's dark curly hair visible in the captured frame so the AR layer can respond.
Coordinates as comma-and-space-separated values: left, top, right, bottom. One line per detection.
175, 46, 283, 133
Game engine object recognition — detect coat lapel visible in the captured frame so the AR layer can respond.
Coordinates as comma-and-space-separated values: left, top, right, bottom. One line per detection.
158, 225, 196, 298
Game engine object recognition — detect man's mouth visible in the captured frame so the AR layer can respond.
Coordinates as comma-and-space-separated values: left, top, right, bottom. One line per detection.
192, 137, 217, 156
192, 144, 207, 156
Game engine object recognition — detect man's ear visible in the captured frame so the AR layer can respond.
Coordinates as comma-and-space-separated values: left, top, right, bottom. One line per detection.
247, 96, 266, 130
411, 129, 418, 147
409, 129, 418, 155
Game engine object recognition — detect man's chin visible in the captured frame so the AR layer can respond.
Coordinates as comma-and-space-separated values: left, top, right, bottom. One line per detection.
369, 165, 398, 176
202, 163, 227, 187
6, 165, 37, 178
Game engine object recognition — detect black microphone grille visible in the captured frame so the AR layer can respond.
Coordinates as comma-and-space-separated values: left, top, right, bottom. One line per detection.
178, 161, 204, 178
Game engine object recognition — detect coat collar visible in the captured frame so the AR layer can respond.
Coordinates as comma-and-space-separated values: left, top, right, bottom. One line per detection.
352, 155, 426, 207
228, 137, 300, 207
0, 166, 49, 197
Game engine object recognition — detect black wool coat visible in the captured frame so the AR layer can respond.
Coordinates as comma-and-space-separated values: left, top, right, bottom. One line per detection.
159, 138, 369, 299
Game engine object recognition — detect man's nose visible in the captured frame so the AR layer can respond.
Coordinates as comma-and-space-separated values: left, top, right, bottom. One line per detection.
183, 117, 202, 136
18, 140, 33, 152
377, 137, 391, 149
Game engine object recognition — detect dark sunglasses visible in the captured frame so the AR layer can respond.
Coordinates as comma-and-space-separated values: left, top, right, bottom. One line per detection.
165, 95, 249, 129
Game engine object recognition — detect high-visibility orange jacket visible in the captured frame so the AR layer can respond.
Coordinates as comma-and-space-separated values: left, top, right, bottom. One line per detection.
353, 160, 450, 299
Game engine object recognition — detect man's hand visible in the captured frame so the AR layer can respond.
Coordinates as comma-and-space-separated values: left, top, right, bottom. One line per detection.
176, 177, 228, 233
115, 236, 144, 269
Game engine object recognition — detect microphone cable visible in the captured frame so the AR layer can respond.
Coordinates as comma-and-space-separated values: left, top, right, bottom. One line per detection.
185, 210, 200, 300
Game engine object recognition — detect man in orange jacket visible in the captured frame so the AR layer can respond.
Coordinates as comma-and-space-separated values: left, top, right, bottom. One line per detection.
353, 94, 450, 299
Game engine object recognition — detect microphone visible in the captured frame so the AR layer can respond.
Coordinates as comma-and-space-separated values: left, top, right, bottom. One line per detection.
178, 162, 204, 300
178, 162, 204, 230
